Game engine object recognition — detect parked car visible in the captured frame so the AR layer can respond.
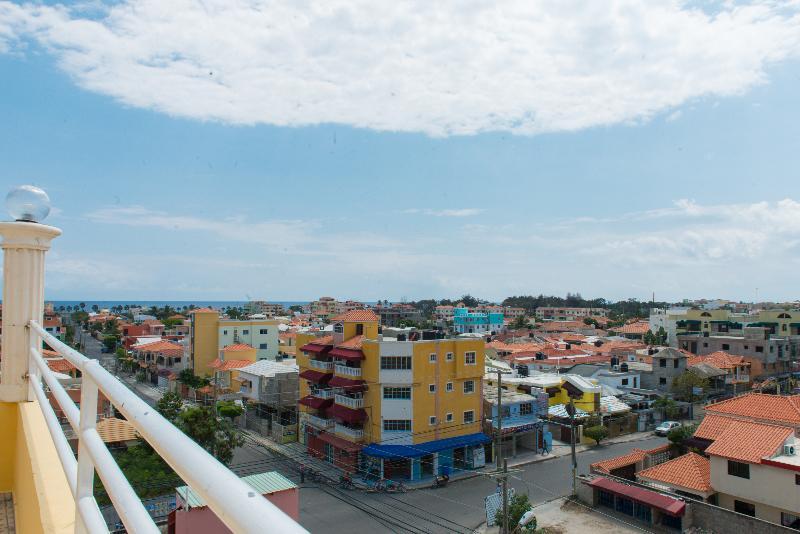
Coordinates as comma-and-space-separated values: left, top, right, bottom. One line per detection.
655, 421, 681, 436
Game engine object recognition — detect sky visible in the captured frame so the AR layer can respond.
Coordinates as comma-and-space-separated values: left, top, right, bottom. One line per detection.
0, 0, 799, 303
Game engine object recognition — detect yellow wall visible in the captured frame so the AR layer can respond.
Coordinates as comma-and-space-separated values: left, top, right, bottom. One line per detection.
192, 310, 220, 378
342, 320, 379, 341
360, 342, 381, 443
0, 400, 74, 534
295, 333, 316, 403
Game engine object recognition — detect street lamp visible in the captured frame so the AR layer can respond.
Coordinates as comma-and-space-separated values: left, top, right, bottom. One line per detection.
6, 185, 51, 223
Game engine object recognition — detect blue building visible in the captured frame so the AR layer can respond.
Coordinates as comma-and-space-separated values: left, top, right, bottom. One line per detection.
453, 307, 504, 334
483, 387, 552, 459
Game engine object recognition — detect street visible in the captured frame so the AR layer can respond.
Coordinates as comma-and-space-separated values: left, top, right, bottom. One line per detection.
230, 435, 668, 534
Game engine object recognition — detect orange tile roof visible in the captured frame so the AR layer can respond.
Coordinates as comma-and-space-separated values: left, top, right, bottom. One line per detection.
487, 341, 545, 353
96, 418, 139, 443
305, 335, 334, 346
705, 393, 800, 426
687, 351, 750, 370
223, 343, 255, 352
211, 358, 253, 371
336, 335, 365, 350
610, 321, 651, 335
46, 358, 77, 373
42, 349, 61, 358
705, 419, 793, 463
591, 449, 649, 474
638, 453, 712, 493
190, 307, 216, 314
133, 340, 183, 356
331, 309, 379, 322
694, 414, 737, 440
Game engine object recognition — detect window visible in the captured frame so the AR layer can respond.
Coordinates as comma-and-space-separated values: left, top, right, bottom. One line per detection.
429, 416, 437, 425
659, 377, 667, 385
356, 323, 364, 335
383, 420, 412, 432
463, 410, 475, 424
599, 490, 614, 508
465, 351, 476, 365
446, 352, 454, 361
381, 356, 412, 370
520, 403, 532, 416
734, 500, 755, 517
659, 359, 667, 368
446, 382, 453, 392
621, 378, 628, 386
242, 329, 249, 335
463, 380, 475, 394
334, 323, 344, 333
782, 512, 800, 529
259, 328, 268, 334
755, 346, 764, 353
796, 474, 800, 486
728, 460, 750, 479
703, 342, 708, 348
223, 330, 228, 335
429, 353, 437, 363
446, 413, 453, 422
259, 343, 267, 349
429, 384, 436, 393
383, 387, 411, 399
721, 343, 730, 350
673, 359, 679, 368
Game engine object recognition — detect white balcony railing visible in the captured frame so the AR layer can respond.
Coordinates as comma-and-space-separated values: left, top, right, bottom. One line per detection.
335, 364, 362, 378
309, 359, 333, 371
0, 215, 306, 534
335, 394, 364, 409
314, 388, 336, 399
306, 414, 334, 429
334, 423, 364, 440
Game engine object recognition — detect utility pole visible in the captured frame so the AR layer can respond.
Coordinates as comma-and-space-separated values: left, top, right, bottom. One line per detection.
501, 458, 509, 534
496, 370, 503, 469
569, 397, 577, 497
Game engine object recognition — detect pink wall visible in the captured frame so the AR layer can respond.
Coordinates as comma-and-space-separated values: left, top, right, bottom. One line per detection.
175, 488, 299, 534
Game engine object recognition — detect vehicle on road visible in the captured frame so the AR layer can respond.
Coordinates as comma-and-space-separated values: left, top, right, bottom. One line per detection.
374, 479, 407, 493
432, 474, 449, 489
655, 421, 681, 436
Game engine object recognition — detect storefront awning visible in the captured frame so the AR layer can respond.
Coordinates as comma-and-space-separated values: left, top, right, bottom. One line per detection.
299, 395, 334, 410
329, 376, 366, 392
330, 404, 367, 424
588, 477, 685, 516
299, 369, 332, 384
329, 348, 365, 361
362, 432, 490, 459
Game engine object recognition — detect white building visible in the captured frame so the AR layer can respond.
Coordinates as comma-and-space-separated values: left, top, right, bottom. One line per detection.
648, 307, 688, 347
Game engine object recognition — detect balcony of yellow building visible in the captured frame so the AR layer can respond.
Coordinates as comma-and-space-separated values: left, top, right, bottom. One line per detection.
0, 187, 306, 534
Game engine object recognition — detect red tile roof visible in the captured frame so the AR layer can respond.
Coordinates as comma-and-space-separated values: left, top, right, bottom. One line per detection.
336, 335, 365, 350
190, 307, 216, 314
687, 351, 750, 370
637, 453, 712, 493
590, 445, 670, 474
210, 358, 253, 371
132, 340, 183, 356
46, 358, 77, 373
222, 343, 255, 352
694, 414, 737, 441
331, 310, 379, 322
705, 420, 793, 463
305, 335, 334, 347
610, 321, 651, 335
705, 393, 800, 426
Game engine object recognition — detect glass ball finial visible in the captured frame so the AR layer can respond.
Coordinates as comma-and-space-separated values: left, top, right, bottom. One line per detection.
6, 185, 51, 223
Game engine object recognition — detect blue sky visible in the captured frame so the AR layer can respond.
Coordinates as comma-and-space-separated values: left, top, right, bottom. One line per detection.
1, 1, 800, 302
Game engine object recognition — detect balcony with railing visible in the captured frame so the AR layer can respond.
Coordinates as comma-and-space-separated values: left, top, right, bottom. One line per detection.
335, 363, 362, 378
335, 394, 364, 409
334, 423, 364, 440
313, 388, 336, 399
305, 413, 334, 430
0, 194, 307, 534
309, 359, 334, 371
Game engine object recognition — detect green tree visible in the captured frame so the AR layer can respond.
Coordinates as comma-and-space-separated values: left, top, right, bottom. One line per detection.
96, 444, 179, 504
156, 392, 184, 423
667, 424, 696, 452
583, 425, 609, 445
494, 493, 532, 531
102, 334, 119, 351
656, 326, 668, 345
512, 315, 531, 329
178, 406, 244, 464
178, 369, 209, 389
459, 294, 480, 308
672, 370, 709, 403
653, 397, 680, 420
643, 330, 655, 345
216, 400, 244, 420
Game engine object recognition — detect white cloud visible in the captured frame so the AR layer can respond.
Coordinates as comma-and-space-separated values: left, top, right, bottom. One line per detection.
2, 1, 800, 136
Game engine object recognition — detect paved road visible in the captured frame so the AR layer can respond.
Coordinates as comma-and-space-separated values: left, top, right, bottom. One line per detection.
230, 435, 668, 534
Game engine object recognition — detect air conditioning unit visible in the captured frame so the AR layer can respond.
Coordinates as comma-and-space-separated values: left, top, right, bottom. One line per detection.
784, 444, 796, 456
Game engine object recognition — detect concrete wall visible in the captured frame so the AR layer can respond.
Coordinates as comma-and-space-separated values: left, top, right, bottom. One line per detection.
710, 456, 799, 516
690, 497, 797, 534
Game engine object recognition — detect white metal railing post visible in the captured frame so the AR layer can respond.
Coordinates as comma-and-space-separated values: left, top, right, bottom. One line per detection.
0, 221, 61, 402
75, 362, 101, 534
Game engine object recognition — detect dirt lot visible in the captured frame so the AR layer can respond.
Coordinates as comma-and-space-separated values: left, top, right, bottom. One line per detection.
532, 498, 646, 533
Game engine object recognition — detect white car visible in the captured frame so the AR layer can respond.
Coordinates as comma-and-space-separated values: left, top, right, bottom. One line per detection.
655, 421, 681, 436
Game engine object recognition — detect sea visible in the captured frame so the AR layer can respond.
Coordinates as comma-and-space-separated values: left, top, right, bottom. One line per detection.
45, 300, 311, 310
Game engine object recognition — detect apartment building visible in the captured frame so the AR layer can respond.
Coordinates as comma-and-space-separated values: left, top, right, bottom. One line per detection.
373, 302, 423, 327
534, 307, 609, 321
296, 310, 488, 482
190, 308, 280, 377
453, 307, 504, 334
246, 300, 287, 317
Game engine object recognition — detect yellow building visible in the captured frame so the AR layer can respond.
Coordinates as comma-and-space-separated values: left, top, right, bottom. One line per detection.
484, 373, 601, 414
297, 310, 489, 482
190, 309, 280, 377
677, 308, 800, 337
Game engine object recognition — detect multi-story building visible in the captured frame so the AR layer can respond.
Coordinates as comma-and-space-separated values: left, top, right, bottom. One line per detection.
535, 307, 608, 321
648, 307, 689, 346
373, 302, 423, 327
434, 305, 457, 322
483, 388, 551, 459
296, 310, 488, 482
309, 297, 338, 321
246, 300, 287, 317
334, 300, 366, 315
190, 309, 280, 377
453, 307, 504, 335
502, 307, 527, 320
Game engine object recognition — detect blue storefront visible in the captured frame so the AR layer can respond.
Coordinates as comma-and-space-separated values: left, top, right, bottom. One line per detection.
361, 432, 490, 482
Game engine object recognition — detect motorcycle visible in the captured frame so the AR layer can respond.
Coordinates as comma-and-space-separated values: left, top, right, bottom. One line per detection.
432, 474, 449, 489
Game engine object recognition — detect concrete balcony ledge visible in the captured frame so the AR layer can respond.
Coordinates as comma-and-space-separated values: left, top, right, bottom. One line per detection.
334, 395, 364, 409
334, 423, 363, 440
314, 389, 336, 399
309, 360, 333, 371
306, 414, 333, 429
